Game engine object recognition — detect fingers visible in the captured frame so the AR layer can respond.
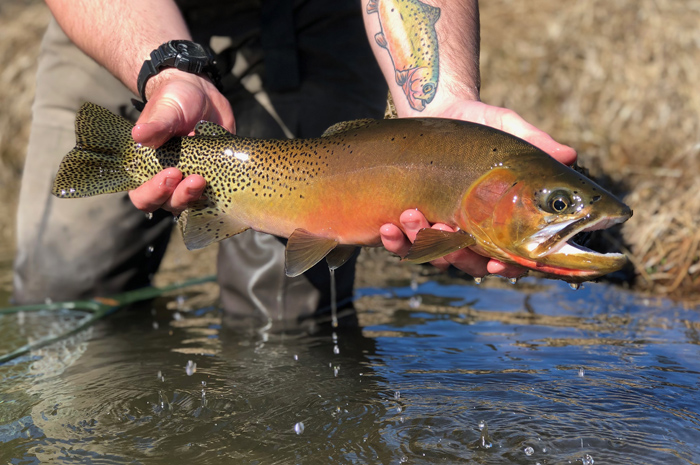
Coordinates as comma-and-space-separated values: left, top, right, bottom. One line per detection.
382, 210, 508, 278
128, 169, 206, 215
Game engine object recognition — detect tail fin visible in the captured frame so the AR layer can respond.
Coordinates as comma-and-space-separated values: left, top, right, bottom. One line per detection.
52, 102, 148, 198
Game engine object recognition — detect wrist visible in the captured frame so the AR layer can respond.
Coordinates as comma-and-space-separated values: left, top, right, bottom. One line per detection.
395, 88, 481, 118
143, 68, 216, 102
137, 40, 222, 104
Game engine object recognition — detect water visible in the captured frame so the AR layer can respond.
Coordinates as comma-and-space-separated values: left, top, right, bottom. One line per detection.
1, 278, 699, 464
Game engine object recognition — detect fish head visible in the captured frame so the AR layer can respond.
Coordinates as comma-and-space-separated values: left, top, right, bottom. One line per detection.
459, 154, 632, 282
402, 67, 438, 111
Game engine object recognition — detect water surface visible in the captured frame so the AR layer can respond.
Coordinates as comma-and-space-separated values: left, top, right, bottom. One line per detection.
1, 277, 699, 464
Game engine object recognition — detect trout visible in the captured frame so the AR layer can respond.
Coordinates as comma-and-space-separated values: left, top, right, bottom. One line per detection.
53, 103, 632, 282
367, 0, 440, 111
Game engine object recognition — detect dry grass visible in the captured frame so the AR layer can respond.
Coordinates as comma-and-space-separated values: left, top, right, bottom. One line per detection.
479, 0, 700, 298
0, 0, 698, 298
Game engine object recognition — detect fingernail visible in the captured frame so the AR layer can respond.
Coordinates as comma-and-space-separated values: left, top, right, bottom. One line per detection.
165, 176, 177, 188
186, 186, 204, 198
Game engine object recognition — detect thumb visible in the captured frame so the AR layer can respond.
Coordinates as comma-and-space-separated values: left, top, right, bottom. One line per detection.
500, 111, 577, 166
132, 97, 187, 148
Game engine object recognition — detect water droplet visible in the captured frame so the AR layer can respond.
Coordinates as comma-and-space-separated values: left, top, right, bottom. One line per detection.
173, 311, 183, 321
332, 332, 338, 343
294, 354, 299, 361
185, 360, 197, 376
409, 295, 422, 309
410, 273, 418, 291
145, 212, 153, 220
569, 282, 581, 290
152, 321, 159, 330
582, 454, 594, 465
201, 381, 207, 387
333, 366, 340, 377
146, 245, 155, 257
524, 446, 534, 456
399, 456, 408, 463
394, 391, 401, 400
474, 277, 482, 284
578, 367, 585, 377
333, 345, 340, 355
476, 422, 492, 449
509, 277, 518, 285
157, 370, 162, 379
60, 189, 67, 197
397, 406, 402, 413
294, 422, 305, 435
44, 297, 53, 305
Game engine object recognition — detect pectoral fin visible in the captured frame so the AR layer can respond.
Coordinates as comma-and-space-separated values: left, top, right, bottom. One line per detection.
395, 69, 410, 86
194, 121, 232, 137
326, 245, 359, 270
285, 229, 339, 277
402, 229, 476, 264
180, 200, 249, 250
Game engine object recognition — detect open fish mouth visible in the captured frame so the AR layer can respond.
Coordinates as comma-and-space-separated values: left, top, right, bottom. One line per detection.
526, 214, 630, 265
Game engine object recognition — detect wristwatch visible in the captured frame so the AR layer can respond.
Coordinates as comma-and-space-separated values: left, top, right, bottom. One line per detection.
135, 40, 223, 108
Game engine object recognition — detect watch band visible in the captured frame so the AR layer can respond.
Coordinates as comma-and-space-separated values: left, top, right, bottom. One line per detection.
135, 40, 223, 109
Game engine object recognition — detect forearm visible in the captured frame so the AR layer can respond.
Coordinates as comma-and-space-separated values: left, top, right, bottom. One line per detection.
362, 0, 481, 116
45, 0, 191, 96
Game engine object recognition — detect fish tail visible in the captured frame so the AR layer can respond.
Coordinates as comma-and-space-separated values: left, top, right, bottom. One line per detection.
52, 102, 150, 198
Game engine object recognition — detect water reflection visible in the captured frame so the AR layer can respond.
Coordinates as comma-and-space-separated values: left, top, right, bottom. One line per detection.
1, 278, 699, 464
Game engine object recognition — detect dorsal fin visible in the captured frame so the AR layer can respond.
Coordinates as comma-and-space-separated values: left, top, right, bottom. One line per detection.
179, 200, 249, 250
194, 121, 232, 137
321, 119, 376, 137
421, 3, 441, 24
402, 228, 475, 264
285, 229, 338, 277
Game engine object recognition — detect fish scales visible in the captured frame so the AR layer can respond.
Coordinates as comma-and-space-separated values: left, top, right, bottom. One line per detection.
53, 103, 632, 282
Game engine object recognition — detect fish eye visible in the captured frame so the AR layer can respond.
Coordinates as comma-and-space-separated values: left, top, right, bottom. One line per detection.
550, 196, 569, 213
552, 197, 569, 213
542, 190, 573, 214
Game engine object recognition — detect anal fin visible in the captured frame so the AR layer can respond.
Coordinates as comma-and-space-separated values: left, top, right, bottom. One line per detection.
402, 229, 475, 264
285, 229, 338, 277
180, 200, 249, 250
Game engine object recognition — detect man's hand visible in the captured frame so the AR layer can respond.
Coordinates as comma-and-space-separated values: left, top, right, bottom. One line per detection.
128, 70, 235, 215
380, 99, 578, 279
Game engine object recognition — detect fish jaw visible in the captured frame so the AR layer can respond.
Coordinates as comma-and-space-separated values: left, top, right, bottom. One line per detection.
505, 213, 632, 281
401, 67, 437, 111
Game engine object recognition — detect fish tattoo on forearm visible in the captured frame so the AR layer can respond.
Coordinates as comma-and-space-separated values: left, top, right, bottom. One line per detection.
367, 0, 441, 111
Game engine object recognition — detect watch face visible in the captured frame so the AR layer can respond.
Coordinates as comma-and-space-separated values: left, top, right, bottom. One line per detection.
170, 40, 209, 60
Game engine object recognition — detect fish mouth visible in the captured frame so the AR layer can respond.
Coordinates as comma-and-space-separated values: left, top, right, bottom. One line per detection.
519, 213, 630, 276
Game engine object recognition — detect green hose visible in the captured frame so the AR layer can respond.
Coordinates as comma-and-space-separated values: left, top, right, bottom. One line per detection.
0, 275, 216, 364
